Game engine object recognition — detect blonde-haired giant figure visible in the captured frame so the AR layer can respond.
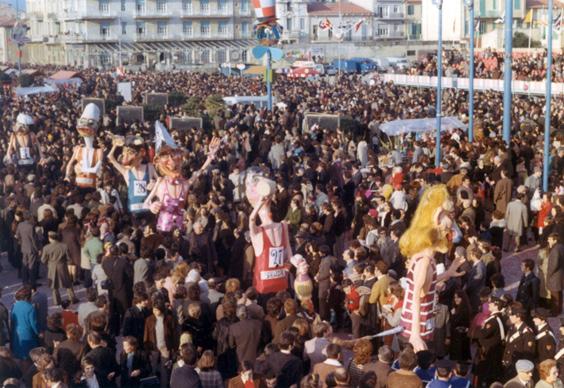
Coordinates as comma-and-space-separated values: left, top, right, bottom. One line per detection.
398, 185, 464, 352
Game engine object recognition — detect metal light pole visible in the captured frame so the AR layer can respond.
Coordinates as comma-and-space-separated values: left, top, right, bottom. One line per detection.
466, 0, 475, 143
543, 0, 553, 192
435, 0, 443, 167
502, 0, 513, 145
266, 49, 272, 111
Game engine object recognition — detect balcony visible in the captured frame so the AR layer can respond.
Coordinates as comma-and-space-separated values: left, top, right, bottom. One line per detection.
478, 10, 502, 18
375, 12, 404, 19
238, 8, 252, 17
134, 7, 173, 19
376, 31, 405, 39
87, 34, 119, 42
180, 7, 234, 17
135, 32, 233, 41
64, 10, 119, 20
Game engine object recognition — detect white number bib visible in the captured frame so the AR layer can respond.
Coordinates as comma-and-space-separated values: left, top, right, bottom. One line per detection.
19, 147, 31, 160
268, 247, 284, 268
133, 180, 147, 196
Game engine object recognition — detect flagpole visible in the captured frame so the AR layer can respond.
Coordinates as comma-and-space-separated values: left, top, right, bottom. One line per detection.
543, 0, 553, 192
466, 0, 475, 143
435, 0, 443, 167
338, 0, 342, 77
502, 0, 513, 145
528, 14, 532, 48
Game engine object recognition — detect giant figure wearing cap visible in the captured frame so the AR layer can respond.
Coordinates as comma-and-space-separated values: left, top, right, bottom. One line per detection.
64, 103, 104, 189
144, 121, 220, 233
108, 135, 158, 214
247, 169, 292, 295
398, 185, 464, 352
6, 113, 44, 168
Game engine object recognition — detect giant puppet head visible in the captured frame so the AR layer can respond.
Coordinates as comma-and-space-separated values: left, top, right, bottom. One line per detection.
77, 103, 101, 138
121, 135, 147, 167
399, 184, 454, 258
245, 167, 276, 222
252, 0, 282, 45
153, 121, 185, 180
14, 113, 34, 134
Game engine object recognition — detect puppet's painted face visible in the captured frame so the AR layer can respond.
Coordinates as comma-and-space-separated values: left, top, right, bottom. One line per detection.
433, 199, 455, 253
15, 123, 30, 134
77, 117, 98, 137
154, 146, 184, 178
122, 146, 145, 167
245, 169, 275, 209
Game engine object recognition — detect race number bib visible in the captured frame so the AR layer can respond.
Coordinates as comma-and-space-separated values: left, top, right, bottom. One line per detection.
19, 147, 31, 160
268, 247, 284, 268
133, 180, 147, 196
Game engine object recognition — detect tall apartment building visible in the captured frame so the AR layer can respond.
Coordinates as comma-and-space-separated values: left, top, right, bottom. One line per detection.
349, 0, 405, 39
25, 0, 255, 67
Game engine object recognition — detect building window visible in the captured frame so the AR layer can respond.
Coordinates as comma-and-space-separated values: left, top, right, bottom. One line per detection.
217, 49, 226, 63
183, 21, 193, 35
218, 21, 229, 35
182, 0, 192, 12
121, 0, 126, 11
136, 21, 145, 35
99, 0, 109, 12
241, 49, 248, 62
136, 0, 145, 12
100, 52, 111, 66
328, 28, 332, 38
492, 0, 496, 9
241, 22, 249, 37
157, 21, 167, 35
218, 0, 227, 13
300, 18, 305, 30
241, 0, 249, 13
514, 0, 520, 9
157, 0, 167, 12
201, 48, 210, 63
407, 5, 414, 15
121, 21, 127, 34
200, 20, 210, 36
200, 0, 209, 14
286, 17, 292, 31
100, 22, 110, 36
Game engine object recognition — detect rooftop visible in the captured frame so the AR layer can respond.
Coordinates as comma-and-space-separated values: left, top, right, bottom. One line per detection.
307, 2, 373, 16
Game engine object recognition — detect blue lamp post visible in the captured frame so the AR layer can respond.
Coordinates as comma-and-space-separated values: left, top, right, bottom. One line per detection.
435, 0, 443, 167
465, 0, 475, 143
502, 0, 513, 145
543, 0, 553, 192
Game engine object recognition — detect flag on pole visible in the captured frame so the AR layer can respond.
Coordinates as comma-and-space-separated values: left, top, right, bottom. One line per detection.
354, 19, 364, 32
494, 12, 505, 24
155, 121, 177, 152
523, 9, 533, 24
554, 12, 562, 32
474, 19, 481, 32
319, 18, 333, 30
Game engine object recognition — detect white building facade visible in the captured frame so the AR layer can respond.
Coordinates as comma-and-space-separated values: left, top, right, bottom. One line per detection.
25, 0, 255, 68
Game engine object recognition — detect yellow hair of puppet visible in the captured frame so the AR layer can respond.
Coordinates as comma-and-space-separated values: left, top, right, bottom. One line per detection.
399, 184, 452, 259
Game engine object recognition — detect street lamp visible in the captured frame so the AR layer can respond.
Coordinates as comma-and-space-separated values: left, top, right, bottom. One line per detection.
434, 0, 443, 167
543, 0, 554, 191
465, 0, 474, 143
502, 0, 513, 145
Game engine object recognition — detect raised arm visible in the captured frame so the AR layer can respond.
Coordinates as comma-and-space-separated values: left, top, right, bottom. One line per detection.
107, 143, 128, 179
409, 256, 430, 352
249, 197, 267, 237
143, 177, 163, 212
65, 147, 79, 181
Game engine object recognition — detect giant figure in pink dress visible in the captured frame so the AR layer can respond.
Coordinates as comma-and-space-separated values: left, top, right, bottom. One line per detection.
398, 185, 464, 352
144, 121, 220, 233
247, 170, 292, 295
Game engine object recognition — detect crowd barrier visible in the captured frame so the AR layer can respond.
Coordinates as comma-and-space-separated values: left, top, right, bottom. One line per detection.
380, 74, 564, 96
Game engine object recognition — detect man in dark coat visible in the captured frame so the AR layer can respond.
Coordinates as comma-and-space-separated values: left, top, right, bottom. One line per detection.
474, 296, 506, 387
102, 246, 133, 335
85, 331, 120, 387
228, 305, 262, 368
15, 211, 40, 287
493, 169, 512, 216
121, 292, 150, 346
516, 258, 540, 314
315, 245, 340, 321
502, 304, 535, 381
531, 308, 556, 364
120, 336, 151, 387
546, 233, 564, 316
266, 332, 304, 388
40, 231, 76, 305
170, 343, 202, 388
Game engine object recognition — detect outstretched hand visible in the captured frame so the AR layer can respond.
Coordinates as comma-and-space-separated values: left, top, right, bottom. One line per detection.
208, 137, 222, 159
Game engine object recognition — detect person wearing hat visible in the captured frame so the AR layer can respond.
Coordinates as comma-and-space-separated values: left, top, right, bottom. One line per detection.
504, 359, 534, 388
502, 303, 535, 381
426, 359, 453, 388
108, 134, 157, 214
474, 296, 506, 387
5, 112, 43, 168
65, 103, 104, 190
532, 308, 557, 363
40, 231, 77, 306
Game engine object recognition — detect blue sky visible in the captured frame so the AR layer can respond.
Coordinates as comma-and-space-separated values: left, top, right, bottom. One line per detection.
0, 0, 25, 11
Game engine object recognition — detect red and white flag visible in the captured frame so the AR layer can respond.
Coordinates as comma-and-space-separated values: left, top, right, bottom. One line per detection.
319, 18, 333, 30
354, 19, 364, 32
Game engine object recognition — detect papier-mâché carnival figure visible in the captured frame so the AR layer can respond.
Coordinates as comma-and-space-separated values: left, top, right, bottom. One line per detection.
108, 135, 158, 214
6, 113, 44, 168
247, 170, 292, 295
64, 103, 104, 189
398, 184, 464, 352
290, 254, 313, 303
144, 121, 220, 233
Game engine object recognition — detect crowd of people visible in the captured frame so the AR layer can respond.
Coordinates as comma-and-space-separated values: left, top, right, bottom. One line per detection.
0, 57, 562, 388
400, 49, 564, 83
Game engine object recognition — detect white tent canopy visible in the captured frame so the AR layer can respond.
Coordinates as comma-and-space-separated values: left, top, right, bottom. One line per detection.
15, 84, 58, 96
380, 117, 467, 136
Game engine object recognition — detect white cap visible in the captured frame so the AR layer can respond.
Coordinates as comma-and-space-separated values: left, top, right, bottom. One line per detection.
16, 113, 34, 126
80, 103, 101, 121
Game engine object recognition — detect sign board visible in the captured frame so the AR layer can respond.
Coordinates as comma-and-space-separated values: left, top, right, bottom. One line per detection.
117, 82, 132, 102
304, 113, 340, 132
144, 92, 169, 107
170, 116, 203, 131
82, 98, 105, 116
117, 106, 144, 125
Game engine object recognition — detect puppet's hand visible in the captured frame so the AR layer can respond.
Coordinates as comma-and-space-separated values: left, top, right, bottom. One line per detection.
150, 201, 162, 214
208, 137, 221, 159
448, 256, 466, 276
147, 179, 156, 191
409, 334, 428, 353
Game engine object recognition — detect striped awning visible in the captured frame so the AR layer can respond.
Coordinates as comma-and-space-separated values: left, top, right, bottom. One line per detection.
89, 39, 254, 53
